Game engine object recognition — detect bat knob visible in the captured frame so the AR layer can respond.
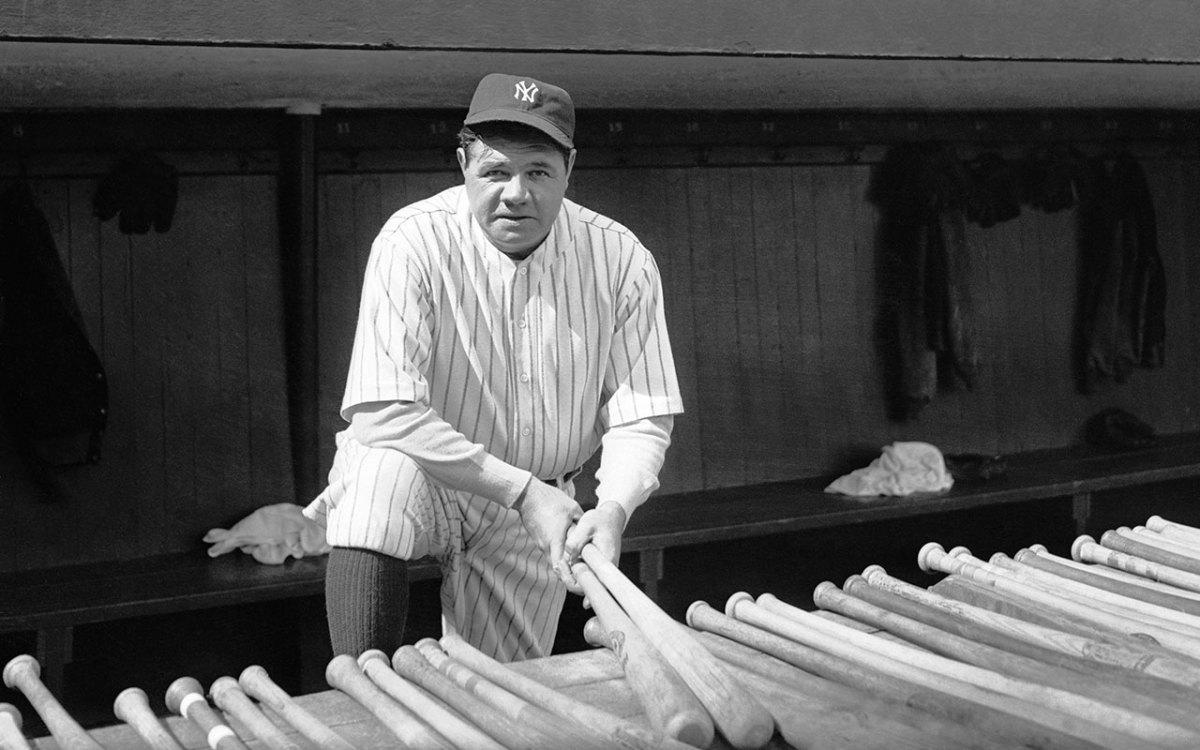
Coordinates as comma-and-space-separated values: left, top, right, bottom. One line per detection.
1116, 526, 1132, 534
917, 542, 945, 572
684, 601, 707, 628
0, 703, 21, 730
842, 573, 866, 593
113, 687, 150, 720
1072, 535, 1096, 561
1029, 543, 1048, 554
357, 650, 389, 669
724, 591, 753, 618
2, 655, 38, 690
325, 654, 359, 687
165, 676, 205, 715
209, 676, 240, 704
988, 552, 1006, 565
1013, 548, 1031, 562
582, 617, 608, 647
1146, 515, 1166, 531
947, 545, 972, 560
811, 581, 838, 609
860, 564, 887, 583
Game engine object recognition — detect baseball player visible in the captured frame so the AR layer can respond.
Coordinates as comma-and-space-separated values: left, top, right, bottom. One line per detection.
304, 73, 683, 661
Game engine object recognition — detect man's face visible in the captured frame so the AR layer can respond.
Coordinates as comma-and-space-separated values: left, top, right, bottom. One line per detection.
458, 135, 576, 258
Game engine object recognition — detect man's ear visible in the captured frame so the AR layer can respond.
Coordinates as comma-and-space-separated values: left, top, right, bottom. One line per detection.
565, 149, 577, 181
456, 147, 468, 175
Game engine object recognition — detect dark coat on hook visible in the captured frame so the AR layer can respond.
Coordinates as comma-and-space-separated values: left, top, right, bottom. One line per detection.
0, 181, 108, 499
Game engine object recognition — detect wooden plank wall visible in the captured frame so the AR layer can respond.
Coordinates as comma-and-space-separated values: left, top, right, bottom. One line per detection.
0, 168, 295, 573
315, 153, 1200, 501
3, 140, 1199, 574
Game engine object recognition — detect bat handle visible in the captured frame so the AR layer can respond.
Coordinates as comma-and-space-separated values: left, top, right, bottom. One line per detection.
0, 703, 31, 750
165, 676, 249, 750
113, 687, 184, 750
2, 655, 102, 750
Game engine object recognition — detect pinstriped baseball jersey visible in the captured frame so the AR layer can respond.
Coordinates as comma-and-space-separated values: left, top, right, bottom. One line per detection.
339, 182, 680, 493
304, 184, 682, 658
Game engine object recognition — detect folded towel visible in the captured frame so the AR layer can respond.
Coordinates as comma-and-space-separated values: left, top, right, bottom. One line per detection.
203, 503, 331, 564
825, 441, 954, 497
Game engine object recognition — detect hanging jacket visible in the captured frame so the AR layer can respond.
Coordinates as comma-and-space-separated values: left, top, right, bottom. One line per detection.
0, 181, 107, 498
1075, 154, 1165, 392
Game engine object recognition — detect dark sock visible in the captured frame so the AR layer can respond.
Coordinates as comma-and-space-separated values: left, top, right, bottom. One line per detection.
325, 547, 409, 656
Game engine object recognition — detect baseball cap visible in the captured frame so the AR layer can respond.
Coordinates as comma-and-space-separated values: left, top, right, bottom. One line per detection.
464, 73, 575, 150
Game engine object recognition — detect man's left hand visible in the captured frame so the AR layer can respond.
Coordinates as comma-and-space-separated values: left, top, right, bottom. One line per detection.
560, 503, 627, 595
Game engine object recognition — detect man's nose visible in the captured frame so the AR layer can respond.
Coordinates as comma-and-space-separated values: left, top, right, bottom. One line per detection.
500, 175, 530, 203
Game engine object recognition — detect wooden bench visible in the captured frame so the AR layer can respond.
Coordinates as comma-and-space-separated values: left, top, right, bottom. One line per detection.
4, 431, 1200, 696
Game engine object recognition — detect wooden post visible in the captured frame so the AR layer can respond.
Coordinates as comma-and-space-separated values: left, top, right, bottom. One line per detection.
279, 104, 321, 505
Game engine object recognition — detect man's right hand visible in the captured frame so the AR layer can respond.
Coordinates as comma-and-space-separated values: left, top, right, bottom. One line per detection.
516, 477, 583, 588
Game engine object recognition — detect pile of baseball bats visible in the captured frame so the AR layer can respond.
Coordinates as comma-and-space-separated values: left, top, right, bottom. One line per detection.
12, 514, 1200, 749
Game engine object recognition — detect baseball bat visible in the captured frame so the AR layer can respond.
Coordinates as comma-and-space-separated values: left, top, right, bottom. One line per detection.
844, 572, 1200, 730
590, 615, 953, 750
113, 687, 184, 750
325, 653, 453, 750
1074, 535, 1200, 595
165, 676, 250, 750
687, 600, 1099, 750
238, 665, 354, 750
0, 704, 31, 750
1028, 542, 1200, 600
987, 551, 1200, 635
728, 591, 1128, 749
357, 649, 504, 750
1147, 515, 1200, 546
415, 639, 610, 750
865, 564, 1200, 692
579, 544, 774, 750
920, 543, 1200, 659
2, 655, 102, 750
438, 629, 695, 750
1123, 526, 1200, 561
570, 559, 714, 747
210, 676, 302, 750
391, 644, 553, 750
1100, 529, 1200, 577
811, 580, 1200, 745
1016, 546, 1200, 614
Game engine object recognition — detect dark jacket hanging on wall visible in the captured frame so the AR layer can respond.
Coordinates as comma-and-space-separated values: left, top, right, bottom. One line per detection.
872, 145, 978, 421
0, 181, 107, 498
1075, 153, 1166, 392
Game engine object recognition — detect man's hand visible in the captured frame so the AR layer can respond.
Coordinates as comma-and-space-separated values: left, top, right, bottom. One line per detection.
561, 502, 628, 595
516, 478, 583, 587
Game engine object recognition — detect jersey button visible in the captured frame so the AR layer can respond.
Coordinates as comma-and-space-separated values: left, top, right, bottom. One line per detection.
518, 267, 528, 275
518, 317, 527, 328
521, 427, 531, 436
519, 372, 530, 383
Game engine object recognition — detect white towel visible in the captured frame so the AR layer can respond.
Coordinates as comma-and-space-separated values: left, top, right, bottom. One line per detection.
203, 503, 331, 564
824, 441, 954, 497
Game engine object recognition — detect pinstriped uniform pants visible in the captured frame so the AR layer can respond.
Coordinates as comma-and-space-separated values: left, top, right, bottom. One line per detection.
313, 443, 568, 662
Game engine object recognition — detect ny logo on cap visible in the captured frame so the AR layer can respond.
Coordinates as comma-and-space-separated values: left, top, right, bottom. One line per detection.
514, 80, 539, 103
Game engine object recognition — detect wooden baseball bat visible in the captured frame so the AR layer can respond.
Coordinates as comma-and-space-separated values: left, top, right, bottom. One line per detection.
210, 676, 302, 750
812, 580, 1200, 745
325, 653, 453, 750
2, 655, 102, 750
1147, 515, 1200, 546
1100, 529, 1200, 577
415, 639, 610, 750
1028, 543, 1200, 601
920, 543, 1200, 659
759, 589, 1166, 749
728, 591, 1128, 749
987, 551, 1200, 635
0, 704, 31, 750
843, 572, 1200, 730
589, 615, 953, 750
866, 564, 1200, 691
238, 665, 354, 750
687, 600, 1101, 750
165, 676, 250, 750
1123, 526, 1200, 561
1074, 535, 1200, 595
357, 649, 504, 750
1016, 546, 1200, 616
390, 644, 553, 750
113, 687, 184, 750
578, 544, 774, 750
438, 629, 694, 750
570, 559, 714, 747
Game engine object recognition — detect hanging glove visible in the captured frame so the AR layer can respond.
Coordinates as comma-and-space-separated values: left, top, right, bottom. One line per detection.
93, 151, 178, 234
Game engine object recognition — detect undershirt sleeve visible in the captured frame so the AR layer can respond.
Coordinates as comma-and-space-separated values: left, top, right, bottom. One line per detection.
347, 400, 533, 508
594, 414, 674, 522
